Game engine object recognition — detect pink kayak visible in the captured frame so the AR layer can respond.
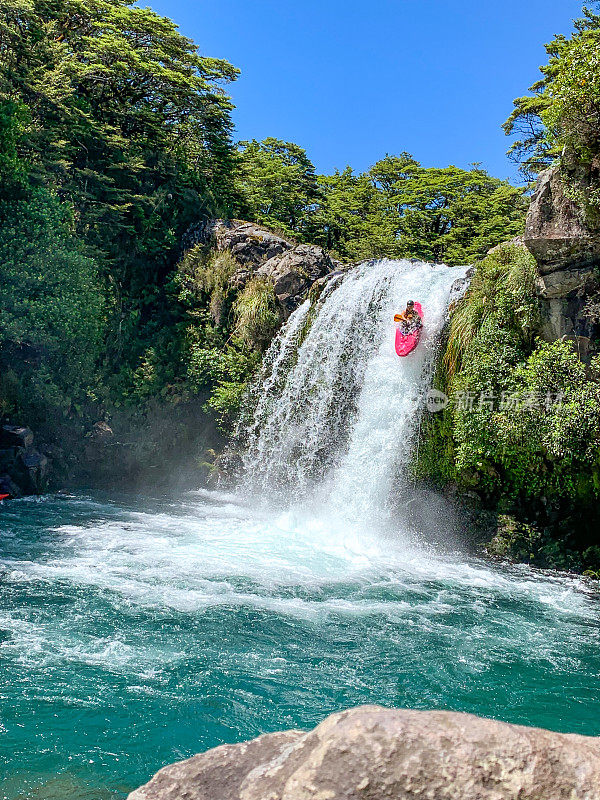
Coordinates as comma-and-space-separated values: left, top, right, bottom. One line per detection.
395, 302, 423, 357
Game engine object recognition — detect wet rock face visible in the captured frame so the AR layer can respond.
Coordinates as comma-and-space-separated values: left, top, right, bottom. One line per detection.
0, 425, 51, 496
0, 425, 34, 449
128, 705, 600, 800
525, 167, 600, 274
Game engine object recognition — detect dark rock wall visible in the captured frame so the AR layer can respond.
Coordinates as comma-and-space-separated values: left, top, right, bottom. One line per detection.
0, 425, 51, 497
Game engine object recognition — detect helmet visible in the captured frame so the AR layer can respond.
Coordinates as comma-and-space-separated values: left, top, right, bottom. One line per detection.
407, 300, 415, 308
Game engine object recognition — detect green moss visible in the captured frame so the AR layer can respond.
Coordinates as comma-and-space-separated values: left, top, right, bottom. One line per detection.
175, 248, 239, 326
486, 515, 586, 571
486, 516, 545, 563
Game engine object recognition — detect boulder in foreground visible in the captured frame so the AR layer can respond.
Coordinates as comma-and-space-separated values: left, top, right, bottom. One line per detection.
128, 705, 600, 800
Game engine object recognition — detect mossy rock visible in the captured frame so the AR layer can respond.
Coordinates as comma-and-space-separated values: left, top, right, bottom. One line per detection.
486, 515, 544, 563
485, 514, 585, 571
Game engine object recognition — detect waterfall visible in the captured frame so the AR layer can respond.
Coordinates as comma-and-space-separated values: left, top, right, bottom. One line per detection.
242, 259, 465, 524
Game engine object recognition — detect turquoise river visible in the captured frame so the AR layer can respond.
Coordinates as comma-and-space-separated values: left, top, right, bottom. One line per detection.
1, 492, 600, 800
2, 260, 600, 798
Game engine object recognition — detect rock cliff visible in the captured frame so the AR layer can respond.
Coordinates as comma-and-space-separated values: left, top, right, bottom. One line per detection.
526, 166, 600, 350
127, 706, 600, 800
194, 219, 343, 316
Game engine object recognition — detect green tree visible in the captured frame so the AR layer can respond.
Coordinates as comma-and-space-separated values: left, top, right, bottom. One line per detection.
504, 5, 600, 177
236, 138, 321, 236
307, 155, 526, 265
0, 0, 240, 377
0, 191, 104, 419
307, 168, 382, 259
372, 156, 526, 263
0, 0, 245, 425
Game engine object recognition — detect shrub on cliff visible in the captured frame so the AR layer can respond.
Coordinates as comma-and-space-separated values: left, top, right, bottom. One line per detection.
419, 244, 600, 512
186, 336, 260, 431
233, 279, 282, 351
453, 338, 600, 502
443, 244, 539, 382
175, 248, 239, 327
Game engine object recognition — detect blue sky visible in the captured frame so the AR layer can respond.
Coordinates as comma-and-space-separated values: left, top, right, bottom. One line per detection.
149, 0, 584, 183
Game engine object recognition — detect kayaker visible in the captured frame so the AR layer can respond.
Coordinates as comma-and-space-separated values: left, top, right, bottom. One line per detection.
395, 300, 423, 335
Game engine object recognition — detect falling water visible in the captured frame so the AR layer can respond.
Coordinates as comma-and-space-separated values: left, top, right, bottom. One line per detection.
243, 259, 465, 522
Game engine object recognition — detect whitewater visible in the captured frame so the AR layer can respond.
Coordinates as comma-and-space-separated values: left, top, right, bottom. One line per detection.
2, 260, 600, 800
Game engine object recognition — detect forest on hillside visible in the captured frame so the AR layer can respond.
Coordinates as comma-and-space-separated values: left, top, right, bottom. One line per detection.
0, 0, 531, 449
2, 1, 600, 497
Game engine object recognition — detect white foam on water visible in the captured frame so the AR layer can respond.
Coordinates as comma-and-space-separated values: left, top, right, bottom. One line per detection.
1, 493, 593, 614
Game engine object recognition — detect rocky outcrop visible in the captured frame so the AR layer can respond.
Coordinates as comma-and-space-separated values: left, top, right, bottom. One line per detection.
194, 219, 342, 316
0, 425, 51, 496
207, 220, 293, 268
523, 168, 600, 346
525, 166, 600, 274
128, 705, 600, 800
256, 244, 337, 314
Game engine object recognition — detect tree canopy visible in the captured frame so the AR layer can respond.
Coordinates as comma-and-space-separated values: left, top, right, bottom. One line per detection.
234, 144, 526, 265
0, 0, 240, 422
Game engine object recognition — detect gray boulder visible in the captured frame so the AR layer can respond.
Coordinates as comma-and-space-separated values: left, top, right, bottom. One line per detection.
0, 425, 51, 494
525, 167, 600, 274
535, 265, 597, 300
127, 705, 600, 800
534, 265, 600, 344
0, 473, 21, 498
0, 425, 34, 449
200, 219, 293, 268
257, 244, 336, 313
19, 447, 49, 491
516, 170, 600, 346
192, 219, 339, 315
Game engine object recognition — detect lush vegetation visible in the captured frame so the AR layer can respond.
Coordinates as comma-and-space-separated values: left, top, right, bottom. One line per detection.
0, 0, 240, 451
417, 2, 600, 567
418, 244, 600, 570
0, 0, 527, 471
238, 144, 526, 264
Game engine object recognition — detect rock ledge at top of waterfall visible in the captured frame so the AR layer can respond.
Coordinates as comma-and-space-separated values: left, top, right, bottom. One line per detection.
127, 705, 600, 800
186, 218, 472, 320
